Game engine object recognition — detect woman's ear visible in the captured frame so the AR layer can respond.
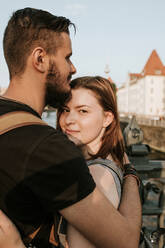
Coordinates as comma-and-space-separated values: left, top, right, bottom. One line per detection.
103, 111, 114, 128
32, 47, 47, 73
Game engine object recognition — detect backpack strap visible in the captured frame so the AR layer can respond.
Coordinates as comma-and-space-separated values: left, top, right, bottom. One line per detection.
0, 110, 67, 247
0, 111, 47, 135
0, 111, 57, 247
87, 158, 123, 200
87, 158, 123, 186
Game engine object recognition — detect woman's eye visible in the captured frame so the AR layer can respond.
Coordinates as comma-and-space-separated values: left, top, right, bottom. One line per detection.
79, 109, 88, 113
62, 108, 69, 113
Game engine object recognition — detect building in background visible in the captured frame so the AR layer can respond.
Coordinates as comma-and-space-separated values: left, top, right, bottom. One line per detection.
117, 50, 165, 119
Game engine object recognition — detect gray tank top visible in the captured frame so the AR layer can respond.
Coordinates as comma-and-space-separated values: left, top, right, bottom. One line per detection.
87, 158, 123, 200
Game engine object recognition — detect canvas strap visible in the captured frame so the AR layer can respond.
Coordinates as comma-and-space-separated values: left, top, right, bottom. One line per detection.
0, 111, 62, 246
0, 111, 47, 135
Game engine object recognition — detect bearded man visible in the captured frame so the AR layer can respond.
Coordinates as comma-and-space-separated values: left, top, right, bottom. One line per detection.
0, 7, 141, 248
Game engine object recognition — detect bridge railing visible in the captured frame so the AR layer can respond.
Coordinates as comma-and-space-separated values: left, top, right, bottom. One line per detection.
136, 117, 165, 128
129, 155, 165, 248
119, 113, 165, 128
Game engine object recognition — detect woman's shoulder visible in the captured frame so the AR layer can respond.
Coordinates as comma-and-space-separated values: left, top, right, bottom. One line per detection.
86, 158, 123, 183
87, 157, 122, 207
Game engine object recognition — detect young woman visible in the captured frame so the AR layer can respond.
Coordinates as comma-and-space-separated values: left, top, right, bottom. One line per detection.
0, 76, 130, 248
57, 76, 128, 248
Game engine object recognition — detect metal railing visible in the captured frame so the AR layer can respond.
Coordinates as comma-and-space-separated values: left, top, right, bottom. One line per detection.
123, 115, 165, 247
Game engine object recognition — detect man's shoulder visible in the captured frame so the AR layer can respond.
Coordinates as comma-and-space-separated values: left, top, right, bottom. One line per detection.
0, 98, 83, 164
29, 124, 84, 164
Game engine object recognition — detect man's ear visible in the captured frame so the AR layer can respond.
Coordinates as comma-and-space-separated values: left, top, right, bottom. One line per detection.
32, 47, 48, 73
103, 111, 114, 128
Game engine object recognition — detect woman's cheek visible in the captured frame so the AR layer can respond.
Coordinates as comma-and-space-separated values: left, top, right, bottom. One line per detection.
59, 118, 65, 131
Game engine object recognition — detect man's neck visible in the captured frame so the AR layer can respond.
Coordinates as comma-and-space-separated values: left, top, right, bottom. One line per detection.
3, 77, 45, 116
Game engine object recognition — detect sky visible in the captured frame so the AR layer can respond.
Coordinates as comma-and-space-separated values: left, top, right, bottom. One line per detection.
0, 0, 165, 87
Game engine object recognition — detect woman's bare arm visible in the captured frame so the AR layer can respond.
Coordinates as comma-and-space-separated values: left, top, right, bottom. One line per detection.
60, 174, 141, 248
66, 165, 120, 248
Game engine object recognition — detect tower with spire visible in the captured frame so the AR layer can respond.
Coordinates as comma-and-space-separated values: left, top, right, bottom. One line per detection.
104, 64, 117, 95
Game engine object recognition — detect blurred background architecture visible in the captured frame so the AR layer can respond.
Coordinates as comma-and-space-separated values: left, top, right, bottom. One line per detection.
117, 50, 165, 120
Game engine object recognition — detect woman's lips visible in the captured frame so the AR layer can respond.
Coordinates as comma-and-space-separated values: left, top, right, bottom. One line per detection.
65, 129, 79, 135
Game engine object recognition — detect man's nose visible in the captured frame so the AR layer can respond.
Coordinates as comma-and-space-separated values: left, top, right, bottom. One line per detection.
71, 62, 76, 75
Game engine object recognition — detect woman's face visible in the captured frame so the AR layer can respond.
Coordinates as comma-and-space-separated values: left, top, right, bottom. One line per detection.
59, 88, 113, 154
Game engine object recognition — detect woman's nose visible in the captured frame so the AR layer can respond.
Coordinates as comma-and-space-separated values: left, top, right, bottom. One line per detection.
65, 112, 76, 125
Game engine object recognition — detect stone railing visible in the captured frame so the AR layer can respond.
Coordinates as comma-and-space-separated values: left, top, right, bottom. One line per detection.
119, 113, 165, 128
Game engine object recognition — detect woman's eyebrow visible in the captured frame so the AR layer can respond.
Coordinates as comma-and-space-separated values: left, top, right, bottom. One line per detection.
75, 104, 90, 109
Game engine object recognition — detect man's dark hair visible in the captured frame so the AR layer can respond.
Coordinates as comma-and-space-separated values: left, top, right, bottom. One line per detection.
3, 7, 75, 78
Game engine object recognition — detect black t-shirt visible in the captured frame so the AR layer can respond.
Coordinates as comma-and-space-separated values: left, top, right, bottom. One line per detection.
0, 98, 95, 240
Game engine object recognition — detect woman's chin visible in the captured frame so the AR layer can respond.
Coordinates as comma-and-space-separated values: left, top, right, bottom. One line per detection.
66, 134, 83, 146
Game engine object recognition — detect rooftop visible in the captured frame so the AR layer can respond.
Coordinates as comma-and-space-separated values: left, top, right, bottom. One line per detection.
129, 49, 165, 79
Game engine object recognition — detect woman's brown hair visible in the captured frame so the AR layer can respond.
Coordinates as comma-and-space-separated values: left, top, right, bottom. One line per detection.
57, 76, 125, 169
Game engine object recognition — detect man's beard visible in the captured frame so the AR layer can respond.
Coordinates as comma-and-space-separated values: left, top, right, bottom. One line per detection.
45, 62, 72, 108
